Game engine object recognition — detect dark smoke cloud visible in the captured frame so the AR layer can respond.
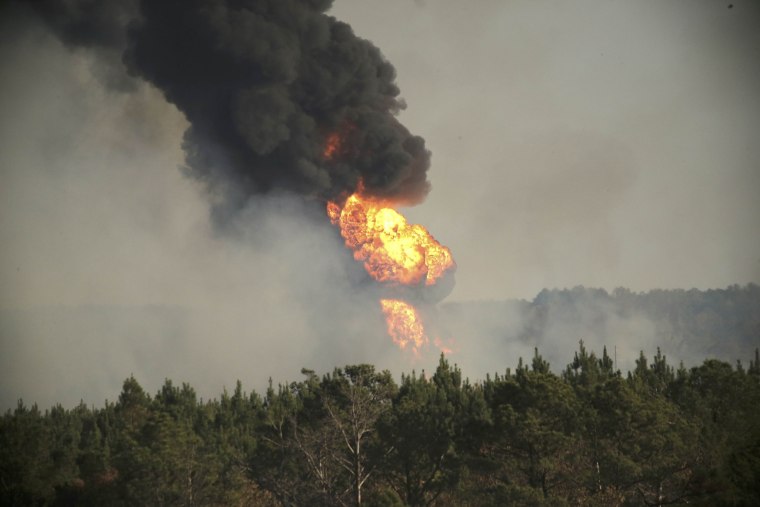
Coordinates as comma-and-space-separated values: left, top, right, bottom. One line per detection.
24, 0, 431, 222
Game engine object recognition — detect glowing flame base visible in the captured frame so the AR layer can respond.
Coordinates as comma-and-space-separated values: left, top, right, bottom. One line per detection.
380, 299, 427, 355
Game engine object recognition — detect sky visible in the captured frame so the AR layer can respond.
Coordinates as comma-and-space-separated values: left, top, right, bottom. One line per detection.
1, 0, 758, 408
331, 0, 760, 300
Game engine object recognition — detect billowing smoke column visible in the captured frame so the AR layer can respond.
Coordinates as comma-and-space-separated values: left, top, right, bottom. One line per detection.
24, 0, 454, 356
27, 0, 431, 218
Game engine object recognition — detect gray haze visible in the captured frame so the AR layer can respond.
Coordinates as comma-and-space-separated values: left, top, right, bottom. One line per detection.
332, 0, 760, 300
2, 1, 759, 408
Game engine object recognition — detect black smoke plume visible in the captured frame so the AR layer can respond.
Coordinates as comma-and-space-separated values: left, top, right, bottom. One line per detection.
23, 0, 431, 220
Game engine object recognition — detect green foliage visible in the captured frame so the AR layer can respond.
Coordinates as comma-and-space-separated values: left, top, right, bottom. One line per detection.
1, 348, 759, 506
376, 356, 484, 506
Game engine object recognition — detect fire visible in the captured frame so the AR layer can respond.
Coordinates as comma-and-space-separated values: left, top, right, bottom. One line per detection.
324, 132, 456, 358
327, 192, 455, 287
380, 299, 427, 354
323, 132, 341, 160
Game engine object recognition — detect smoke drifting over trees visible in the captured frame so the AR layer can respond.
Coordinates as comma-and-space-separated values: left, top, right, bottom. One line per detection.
439, 284, 760, 377
25, 0, 431, 223
2, 0, 758, 427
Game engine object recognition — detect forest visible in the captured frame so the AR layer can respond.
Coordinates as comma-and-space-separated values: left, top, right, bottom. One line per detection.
2, 343, 759, 506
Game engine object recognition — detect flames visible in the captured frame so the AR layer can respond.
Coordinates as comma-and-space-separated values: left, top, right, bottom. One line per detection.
327, 187, 455, 358
379, 300, 454, 357
323, 129, 455, 358
323, 132, 341, 160
327, 192, 454, 287
380, 299, 427, 355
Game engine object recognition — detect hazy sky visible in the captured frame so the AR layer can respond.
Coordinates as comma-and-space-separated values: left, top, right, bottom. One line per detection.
1, 0, 758, 408
332, 0, 760, 300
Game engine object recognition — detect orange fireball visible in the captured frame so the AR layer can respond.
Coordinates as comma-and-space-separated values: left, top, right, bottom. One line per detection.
380, 299, 427, 354
327, 192, 455, 287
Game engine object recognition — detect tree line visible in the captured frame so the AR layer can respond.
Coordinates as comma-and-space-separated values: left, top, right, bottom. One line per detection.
2, 345, 759, 506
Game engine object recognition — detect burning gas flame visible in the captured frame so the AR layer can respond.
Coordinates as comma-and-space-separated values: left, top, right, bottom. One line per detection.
324, 133, 455, 357
380, 299, 427, 355
327, 192, 455, 287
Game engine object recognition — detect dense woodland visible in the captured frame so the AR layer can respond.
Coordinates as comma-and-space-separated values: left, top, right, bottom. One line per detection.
2, 343, 759, 506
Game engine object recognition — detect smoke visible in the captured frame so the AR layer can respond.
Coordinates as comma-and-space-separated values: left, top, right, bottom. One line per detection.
0, 4, 428, 409
24, 0, 431, 224
433, 285, 760, 381
5, 1, 758, 412
431, 296, 659, 380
